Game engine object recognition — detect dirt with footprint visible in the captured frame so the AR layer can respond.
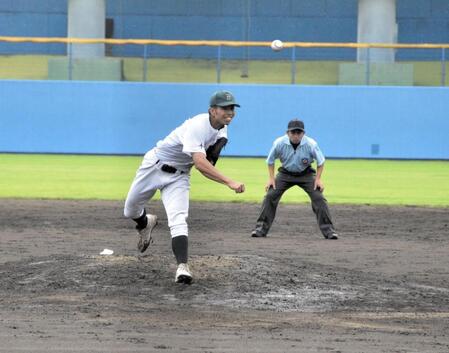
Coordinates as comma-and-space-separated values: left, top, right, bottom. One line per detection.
1, 199, 448, 352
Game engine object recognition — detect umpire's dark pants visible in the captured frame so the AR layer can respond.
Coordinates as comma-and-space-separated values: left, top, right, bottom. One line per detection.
254, 168, 336, 237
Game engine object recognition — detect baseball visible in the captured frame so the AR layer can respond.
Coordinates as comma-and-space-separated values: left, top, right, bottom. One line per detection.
271, 39, 284, 51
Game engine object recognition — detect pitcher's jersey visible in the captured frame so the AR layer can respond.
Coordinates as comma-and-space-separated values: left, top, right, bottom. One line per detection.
266, 134, 325, 173
148, 113, 227, 171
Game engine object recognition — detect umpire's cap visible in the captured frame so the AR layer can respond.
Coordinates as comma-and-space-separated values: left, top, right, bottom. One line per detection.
209, 90, 240, 107
287, 119, 305, 131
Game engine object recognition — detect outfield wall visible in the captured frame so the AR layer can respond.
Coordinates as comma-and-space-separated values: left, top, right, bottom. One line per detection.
0, 80, 448, 160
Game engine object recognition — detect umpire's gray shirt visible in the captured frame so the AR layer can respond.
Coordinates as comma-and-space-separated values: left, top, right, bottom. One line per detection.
266, 135, 325, 173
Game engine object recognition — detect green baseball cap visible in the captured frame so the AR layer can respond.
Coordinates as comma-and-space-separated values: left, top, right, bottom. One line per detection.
209, 90, 240, 107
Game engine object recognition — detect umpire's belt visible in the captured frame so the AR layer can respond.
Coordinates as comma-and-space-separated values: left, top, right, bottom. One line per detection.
160, 162, 185, 174
278, 166, 315, 177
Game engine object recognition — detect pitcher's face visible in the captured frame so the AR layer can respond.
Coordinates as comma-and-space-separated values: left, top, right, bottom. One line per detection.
209, 105, 236, 128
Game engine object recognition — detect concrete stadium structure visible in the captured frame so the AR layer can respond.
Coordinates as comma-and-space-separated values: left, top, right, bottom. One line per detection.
0, 0, 448, 60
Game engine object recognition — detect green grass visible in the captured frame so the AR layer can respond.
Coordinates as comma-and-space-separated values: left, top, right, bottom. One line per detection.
0, 55, 49, 80
1, 55, 449, 86
123, 58, 341, 85
1, 154, 448, 206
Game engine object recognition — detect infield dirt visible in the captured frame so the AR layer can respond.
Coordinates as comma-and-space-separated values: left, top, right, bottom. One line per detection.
1, 199, 448, 352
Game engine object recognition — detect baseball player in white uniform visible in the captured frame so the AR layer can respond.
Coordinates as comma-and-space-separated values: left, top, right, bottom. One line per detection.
124, 90, 245, 284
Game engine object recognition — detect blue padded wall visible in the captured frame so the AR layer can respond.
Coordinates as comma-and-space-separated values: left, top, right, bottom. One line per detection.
0, 80, 448, 159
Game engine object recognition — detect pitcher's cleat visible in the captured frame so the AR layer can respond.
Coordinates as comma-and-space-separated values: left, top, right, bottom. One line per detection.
137, 214, 158, 252
251, 230, 266, 238
175, 263, 193, 284
325, 232, 339, 240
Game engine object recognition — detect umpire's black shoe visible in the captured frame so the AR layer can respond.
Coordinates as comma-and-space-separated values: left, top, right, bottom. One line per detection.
251, 230, 267, 238
324, 232, 339, 240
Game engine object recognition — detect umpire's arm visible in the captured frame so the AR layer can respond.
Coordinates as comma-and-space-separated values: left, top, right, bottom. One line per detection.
314, 163, 325, 191
192, 152, 245, 193
266, 164, 276, 191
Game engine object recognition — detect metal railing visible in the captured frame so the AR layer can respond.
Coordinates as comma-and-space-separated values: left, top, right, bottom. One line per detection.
0, 36, 448, 85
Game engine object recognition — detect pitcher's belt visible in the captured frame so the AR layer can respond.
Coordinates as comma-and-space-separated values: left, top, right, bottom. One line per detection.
157, 160, 186, 174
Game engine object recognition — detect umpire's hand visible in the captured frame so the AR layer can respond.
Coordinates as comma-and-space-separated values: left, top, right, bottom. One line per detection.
314, 178, 324, 192
265, 178, 276, 191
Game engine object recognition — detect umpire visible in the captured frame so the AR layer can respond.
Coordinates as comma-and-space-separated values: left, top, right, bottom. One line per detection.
251, 119, 338, 239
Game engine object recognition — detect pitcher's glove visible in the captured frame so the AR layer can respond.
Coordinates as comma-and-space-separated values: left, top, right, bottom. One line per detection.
206, 137, 228, 166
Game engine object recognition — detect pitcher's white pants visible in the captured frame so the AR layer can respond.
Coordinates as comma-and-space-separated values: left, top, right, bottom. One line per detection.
124, 150, 190, 238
